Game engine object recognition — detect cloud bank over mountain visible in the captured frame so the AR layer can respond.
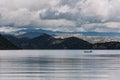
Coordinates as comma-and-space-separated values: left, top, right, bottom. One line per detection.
0, 0, 120, 33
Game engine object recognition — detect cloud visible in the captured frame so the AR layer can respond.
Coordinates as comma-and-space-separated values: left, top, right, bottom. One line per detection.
0, 26, 26, 34
0, 0, 120, 33
80, 22, 120, 32
40, 0, 120, 22
40, 5, 77, 21
0, 0, 51, 10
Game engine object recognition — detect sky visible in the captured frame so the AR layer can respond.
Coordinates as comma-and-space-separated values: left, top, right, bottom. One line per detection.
0, 0, 120, 33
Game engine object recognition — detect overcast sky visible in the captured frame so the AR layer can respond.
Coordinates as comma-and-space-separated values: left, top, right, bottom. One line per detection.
0, 0, 120, 33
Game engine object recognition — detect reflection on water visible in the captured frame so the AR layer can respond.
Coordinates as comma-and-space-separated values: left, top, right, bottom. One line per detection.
0, 50, 120, 80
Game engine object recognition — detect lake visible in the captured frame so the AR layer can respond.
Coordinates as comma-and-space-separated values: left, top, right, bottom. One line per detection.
0, 50, 120, 80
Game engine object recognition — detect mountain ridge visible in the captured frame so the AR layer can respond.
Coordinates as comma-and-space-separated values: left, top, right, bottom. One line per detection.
3, 33, 120, 49
0, 34, 19, 49
2, 28, 120, 39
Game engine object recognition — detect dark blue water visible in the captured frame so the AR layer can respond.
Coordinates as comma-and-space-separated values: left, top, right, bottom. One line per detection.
0, 50, 119, 80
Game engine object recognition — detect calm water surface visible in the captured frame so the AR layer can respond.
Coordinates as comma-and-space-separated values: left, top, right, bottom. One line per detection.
0, 50, 120, 80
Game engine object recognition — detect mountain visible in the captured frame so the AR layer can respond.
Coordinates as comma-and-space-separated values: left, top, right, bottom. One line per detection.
16, 29, 120, 38
3, 34, 93, 49
93, 42, 120, 49
0, 35, 19, 49
28, 34, 55, 49
25, 34, 93, 49
17, 32, 43, 39
15, 29, 62, 38
4, 33, 120, 49
3, 34, 30, 49
49, 37, 93, 49
3, 28, 120, 39
72, 32, 120, 37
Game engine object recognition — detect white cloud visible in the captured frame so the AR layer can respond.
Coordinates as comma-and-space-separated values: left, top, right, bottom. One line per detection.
80, 22, 120, 32
0, 0, 120, 32
0, 0, 50, 10
0, 26, 25, 34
